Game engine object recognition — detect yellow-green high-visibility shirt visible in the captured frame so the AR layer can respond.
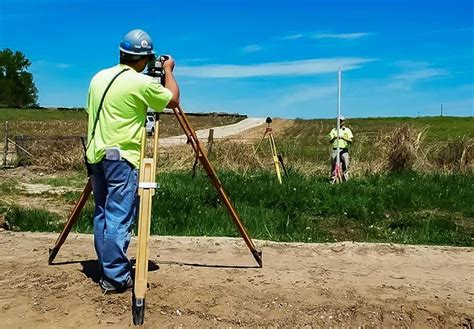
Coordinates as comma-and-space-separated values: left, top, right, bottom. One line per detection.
86, 64, 172, 168
328, 127, 353, 149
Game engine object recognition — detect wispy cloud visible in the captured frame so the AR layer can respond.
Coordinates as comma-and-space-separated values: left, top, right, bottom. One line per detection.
242, 44, 262, 53
32, 60, 71, 69
281, 34, 304, 40
279, 85, 335, 107
389, 62, 448, 89
281, 32, 374, 40
311, 32, 373, 40
180, 58, 209, 64
176, 57, 376, 79
392, 68, 448, 81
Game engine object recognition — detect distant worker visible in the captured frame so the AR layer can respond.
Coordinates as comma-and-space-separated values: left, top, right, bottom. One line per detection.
86, 29, 180, 293
327, 115, 353, 183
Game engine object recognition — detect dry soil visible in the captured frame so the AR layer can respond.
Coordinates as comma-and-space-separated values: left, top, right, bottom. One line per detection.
0, 232, 472, 328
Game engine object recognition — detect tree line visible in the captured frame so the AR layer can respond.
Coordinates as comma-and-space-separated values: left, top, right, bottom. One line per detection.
0, 48, 38, 108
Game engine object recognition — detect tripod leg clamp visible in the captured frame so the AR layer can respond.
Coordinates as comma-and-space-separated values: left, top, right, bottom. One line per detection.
138, 182, 159, 189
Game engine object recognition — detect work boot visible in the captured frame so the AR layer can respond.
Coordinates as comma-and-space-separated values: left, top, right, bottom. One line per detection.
100, 276, 133, 294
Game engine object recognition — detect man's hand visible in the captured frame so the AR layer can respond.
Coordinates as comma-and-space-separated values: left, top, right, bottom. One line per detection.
162, 55, 175, 72
162, 54, 180, 109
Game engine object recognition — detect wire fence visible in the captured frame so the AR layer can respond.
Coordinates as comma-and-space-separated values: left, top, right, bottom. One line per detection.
2, 122, 473, 175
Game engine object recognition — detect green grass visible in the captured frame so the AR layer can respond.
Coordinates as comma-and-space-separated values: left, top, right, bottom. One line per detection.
2, 171, 472, 246
0, 180, 21, 194
31, 174, 87, 188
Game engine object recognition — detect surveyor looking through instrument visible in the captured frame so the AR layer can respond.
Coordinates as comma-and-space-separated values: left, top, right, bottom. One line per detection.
327, 115, 353, 183
85, 29, 180, 293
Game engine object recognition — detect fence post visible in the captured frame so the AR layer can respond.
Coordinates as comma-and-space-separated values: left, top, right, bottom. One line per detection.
207, 128, 214, 158
2, 121, 8, 166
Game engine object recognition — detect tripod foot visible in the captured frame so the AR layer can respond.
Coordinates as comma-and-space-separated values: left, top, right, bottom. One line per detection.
252, 250, 263, 268
48, 248, 58, 265
132, 296, 145, 325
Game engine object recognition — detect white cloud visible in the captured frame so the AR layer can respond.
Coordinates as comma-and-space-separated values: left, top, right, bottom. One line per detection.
32, 60, 71, 69
181, 58, 209, 64
389, 67, 448, 89
311, 32, 373, 40
281, 32, 373, 41
56, 63, 71, 69
392, 68, 448, 81
279, 85, 335, 107
281, 34, 304, 40
242, 44, 262, 53
176, 57, 376, 79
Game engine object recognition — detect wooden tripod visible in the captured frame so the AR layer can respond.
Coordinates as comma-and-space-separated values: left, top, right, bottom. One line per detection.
48, 105, 263, 324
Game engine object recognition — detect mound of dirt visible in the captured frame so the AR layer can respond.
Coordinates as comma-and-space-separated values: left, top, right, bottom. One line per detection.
0, 232, 472, 328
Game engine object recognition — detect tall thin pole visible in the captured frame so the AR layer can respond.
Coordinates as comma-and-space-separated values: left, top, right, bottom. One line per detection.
2, 121, 8, 167
336, 68, 341, 168
440, 103, 443, 117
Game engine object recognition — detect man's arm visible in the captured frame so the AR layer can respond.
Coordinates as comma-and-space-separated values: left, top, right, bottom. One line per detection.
328, 129, 337, 143
343, 129, 353, 143
163, 57, 180, 109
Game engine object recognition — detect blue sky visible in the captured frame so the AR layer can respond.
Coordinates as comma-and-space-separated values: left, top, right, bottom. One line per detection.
0, 0, 473, 119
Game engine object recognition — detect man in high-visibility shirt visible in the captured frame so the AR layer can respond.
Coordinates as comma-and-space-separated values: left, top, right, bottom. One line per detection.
86, 29, 180, 293
327, 115, 353, 182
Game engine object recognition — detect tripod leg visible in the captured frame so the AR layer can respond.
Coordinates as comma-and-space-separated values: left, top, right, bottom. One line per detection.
269, 135, 282, 184
132, 126, 157, 325
243, 131, 267, 176
133, 117, 160, 326
173, 106, 263, 267
132, 159, 154, 325
48, 179, 92, 264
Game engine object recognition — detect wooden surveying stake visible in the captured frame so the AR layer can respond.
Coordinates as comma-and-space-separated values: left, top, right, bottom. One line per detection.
48, 105, 262, 326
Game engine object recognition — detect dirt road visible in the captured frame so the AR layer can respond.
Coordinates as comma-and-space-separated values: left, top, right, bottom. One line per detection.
0, 232, 472, 328
159, 118, 265, 147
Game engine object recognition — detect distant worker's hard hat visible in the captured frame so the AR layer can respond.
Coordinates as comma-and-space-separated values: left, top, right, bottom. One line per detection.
119, 29, 154, 58
339, 115, 346, 121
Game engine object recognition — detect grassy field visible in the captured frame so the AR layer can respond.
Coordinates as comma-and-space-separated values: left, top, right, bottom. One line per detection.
277, 116, 474, 164
2, 170, 472, 247
0, 108, 243, 139
1, 109, 472, 246
1, 108, 472, 173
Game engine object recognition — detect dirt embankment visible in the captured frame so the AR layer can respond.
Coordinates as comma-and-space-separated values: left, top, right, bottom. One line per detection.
0, 232, 472, 328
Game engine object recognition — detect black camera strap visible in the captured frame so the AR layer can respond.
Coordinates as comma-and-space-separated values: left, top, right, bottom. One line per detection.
86, 67, 129, 152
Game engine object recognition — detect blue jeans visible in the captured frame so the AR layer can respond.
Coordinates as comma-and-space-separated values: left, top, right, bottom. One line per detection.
90, 159, 138, 287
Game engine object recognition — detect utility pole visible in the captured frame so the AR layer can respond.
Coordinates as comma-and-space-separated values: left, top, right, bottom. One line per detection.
440, 103, 443, 117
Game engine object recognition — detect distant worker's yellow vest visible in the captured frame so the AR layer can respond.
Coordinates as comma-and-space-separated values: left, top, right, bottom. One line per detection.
328, 127, 353, 149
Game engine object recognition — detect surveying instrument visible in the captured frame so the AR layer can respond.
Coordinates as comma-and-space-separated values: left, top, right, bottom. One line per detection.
47, 55, 262, 326
249, 116, 287, 184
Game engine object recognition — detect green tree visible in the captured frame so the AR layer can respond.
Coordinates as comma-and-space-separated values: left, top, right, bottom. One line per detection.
0, 48, 38, 107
